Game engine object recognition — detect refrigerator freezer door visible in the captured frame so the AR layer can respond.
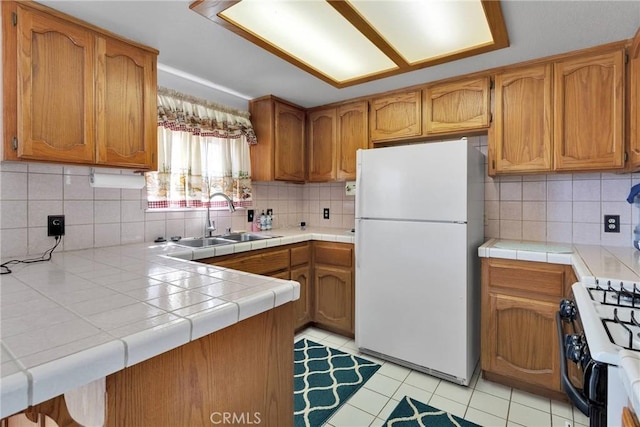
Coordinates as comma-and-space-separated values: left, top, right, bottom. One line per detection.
356, 139, 469, 222
355, 218, 475, 382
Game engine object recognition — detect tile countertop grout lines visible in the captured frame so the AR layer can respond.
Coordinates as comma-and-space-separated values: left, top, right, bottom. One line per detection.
599, 245, 640, 286
481, 238, 640, 287
0, 227, 354, 419
573, 245, 640, 286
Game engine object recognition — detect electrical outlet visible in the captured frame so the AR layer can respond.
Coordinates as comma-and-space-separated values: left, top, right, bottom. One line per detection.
323, 208, 330, 219
247, 209, 254, 222
266, 208, 273, 216
47, 215, 65, 236
604, 214, 620, 233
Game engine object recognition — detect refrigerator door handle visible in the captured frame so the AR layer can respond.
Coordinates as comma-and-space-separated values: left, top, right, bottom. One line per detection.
355, 219, 362, 269
356, 153, 363, 218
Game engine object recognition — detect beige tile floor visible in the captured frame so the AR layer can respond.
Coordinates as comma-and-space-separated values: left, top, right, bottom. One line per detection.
295, 327, 590, 427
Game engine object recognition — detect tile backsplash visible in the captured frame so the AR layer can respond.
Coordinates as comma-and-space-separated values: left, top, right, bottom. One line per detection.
1, 135, 639, 257
0, 162, 355, 257
477, 135, 640, 247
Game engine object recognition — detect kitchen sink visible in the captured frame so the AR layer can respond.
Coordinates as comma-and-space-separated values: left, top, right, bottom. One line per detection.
174, 233, 279, 248
174, 237, 234, 248
218, 232, 278, 242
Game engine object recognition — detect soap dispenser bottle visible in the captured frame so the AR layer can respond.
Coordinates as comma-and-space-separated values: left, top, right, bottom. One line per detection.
259, 210, 266, 231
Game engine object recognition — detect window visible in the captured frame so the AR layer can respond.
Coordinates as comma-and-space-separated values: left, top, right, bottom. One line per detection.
146, 88, 256, 209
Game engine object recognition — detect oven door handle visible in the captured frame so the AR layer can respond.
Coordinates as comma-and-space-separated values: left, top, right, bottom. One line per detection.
556, 312, 589, 416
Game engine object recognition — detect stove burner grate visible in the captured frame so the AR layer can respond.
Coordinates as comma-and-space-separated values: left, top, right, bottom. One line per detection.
601, 308, 640, 351
588, 280, 640, 307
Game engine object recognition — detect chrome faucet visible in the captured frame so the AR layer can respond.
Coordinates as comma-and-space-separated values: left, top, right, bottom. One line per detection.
204, 192, 236, 237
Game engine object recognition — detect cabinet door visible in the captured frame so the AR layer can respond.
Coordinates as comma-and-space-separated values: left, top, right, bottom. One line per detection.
629, 32, 640, 168
492, 65, 553, 173
486, 292, 561, 391
307, 108, 336, 182
337, 101, 368, 181
291, 265, 311, 329
16, 5, 95, 163
554, 50, 625, 171
314, 266, 353, 334
424, 77, 490, 135
96, 36, 157, 169
274, 102, 306, 182
369, 90, 422, 143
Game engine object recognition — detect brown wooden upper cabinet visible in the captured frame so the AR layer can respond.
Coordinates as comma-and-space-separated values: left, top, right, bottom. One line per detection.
369, 90, 422, 143
423, 77, 491, 135
491, 64, 553, 174
629, 29, 640, 169
307, 101, 368, 182
490, 47, 626, 175
554, 49, 625, 171
2, 1, 158, 170
249, 95, 306, 183
307, 108, 337, 182
95, 36, 157, 169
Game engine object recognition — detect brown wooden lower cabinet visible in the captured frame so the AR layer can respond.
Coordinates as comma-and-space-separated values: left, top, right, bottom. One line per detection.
313, 265, 353, 335
312, 242, 355, 337
481, 257, 577, 400
199, 241, 355, 336
209, 247, 290, 276
2, 304, 294, 427
291, 264, 312, 327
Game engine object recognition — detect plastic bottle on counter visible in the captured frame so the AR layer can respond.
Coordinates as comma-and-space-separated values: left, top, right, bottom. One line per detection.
627, 184, 640, 250
252, 216, 261, 232
265, 212, 272, 230
259, 210, 267, 230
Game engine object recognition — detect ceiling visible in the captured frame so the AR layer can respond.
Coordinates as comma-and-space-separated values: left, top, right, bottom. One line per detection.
36, 1, 640, 110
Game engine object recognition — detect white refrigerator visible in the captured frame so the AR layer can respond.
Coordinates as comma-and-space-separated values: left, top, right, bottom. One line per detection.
355, 138, 485, 386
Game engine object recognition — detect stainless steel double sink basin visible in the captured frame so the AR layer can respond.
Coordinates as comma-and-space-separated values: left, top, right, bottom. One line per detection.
174, 232, 278, 248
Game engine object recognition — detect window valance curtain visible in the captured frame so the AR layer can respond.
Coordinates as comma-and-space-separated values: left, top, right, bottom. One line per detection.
146, 87, 256, 209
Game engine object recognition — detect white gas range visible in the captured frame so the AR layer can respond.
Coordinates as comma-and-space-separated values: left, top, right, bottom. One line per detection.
561, 279, 640, 426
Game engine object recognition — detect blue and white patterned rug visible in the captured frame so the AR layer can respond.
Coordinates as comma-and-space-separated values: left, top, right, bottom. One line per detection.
384, 396, 481, 427
294, 338, 381, 427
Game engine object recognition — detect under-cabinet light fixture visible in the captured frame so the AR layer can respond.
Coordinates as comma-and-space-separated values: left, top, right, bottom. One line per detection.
90, 171, 146, 189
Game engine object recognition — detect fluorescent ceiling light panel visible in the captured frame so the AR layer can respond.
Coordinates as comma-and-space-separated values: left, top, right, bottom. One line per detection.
219, 0, 398, 82
349, 0, 494, 64
189, 0, 509, 88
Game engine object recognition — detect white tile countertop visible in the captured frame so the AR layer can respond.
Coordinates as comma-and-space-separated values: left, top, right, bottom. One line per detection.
479, 238, 640, 286
0, 227, 354, 419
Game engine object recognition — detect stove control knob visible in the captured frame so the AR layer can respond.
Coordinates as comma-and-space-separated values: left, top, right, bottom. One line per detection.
559, 299, 577, 321
564, 334, 585, 363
